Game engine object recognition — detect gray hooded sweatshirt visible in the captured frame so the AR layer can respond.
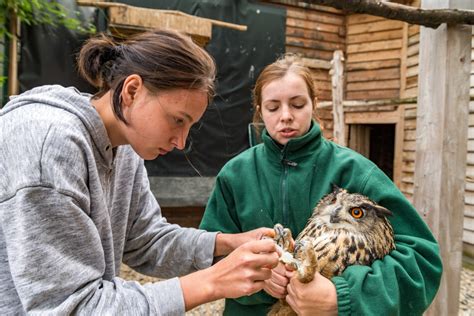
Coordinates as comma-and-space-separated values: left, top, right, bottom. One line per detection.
0, 85, 217, 315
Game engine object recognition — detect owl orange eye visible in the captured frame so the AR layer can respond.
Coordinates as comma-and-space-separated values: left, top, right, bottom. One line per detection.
350, 207, 364, 219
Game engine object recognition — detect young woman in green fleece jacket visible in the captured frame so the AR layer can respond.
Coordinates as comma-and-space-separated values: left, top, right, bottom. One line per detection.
199, 54, 442, 315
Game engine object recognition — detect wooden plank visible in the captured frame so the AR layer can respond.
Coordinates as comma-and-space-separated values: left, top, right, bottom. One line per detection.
346, 59, 400, 71
108, 6, 212, 39
404, 118, 417, 130
407, 55, 419, 68
406, 65, 419, 78
393, 106, 405, 188
346, 14, 385, 25
347, 68, 400, 82
286, 46, 334, 60
405, 76, 418, 88
347, 79, 400, 91
403, 86, 418, 98
268, 0, 343, 14
407, 43, 419, 57
286, 17, 342, 34
404, 107, 417, 119
404, 129, 416, 141
400, 23, 408, 98
346, 90, 399, 100
286, 27, 344, 44
286, 35, 345, 52
347, 49, 400, 63
345, 110, 400, 124
404, 140, 416, 151
408, 33, 420, 46
402, 151, 416, 162
347, 20, 404, 35
347, 39, 402, 54
464, 230, 474, 244
465, 204, 474, 216
331, 50, 346, 146
408, 24, 420, 37
286, 6, 344, 25
346, 29, 402, 44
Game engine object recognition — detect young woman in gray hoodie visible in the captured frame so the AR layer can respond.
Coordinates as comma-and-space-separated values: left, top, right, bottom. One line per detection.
0, 29, 279, 315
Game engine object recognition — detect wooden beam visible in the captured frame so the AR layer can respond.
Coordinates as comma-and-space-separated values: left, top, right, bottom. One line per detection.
330, 50, 346, 146
303, 0, 474, 28
413, 0, 472, 315
7, 11, 19, 97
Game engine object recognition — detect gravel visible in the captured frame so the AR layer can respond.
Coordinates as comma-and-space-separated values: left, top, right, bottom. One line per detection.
120, 264, 474, 315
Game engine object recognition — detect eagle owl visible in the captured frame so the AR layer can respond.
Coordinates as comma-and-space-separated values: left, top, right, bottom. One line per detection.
268, 185, 395, 316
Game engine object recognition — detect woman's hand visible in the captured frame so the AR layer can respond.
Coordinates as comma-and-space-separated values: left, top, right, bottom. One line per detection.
180, 238, 279, 310
214, 227, 275, 256
285, 271, 338, 316
263, 262, 291, 298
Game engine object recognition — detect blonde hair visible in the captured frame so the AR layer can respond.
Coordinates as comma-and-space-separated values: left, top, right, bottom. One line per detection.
252, 53, 317, 125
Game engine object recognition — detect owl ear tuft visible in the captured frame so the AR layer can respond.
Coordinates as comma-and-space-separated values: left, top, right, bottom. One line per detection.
374, 205, 393, 217
331, 183, 342, 194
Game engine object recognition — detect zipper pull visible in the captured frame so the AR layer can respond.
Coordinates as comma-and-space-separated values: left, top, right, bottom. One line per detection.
282, 159, 298, 167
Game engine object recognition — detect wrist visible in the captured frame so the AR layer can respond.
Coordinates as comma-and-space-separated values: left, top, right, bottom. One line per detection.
214, 233, 236, 257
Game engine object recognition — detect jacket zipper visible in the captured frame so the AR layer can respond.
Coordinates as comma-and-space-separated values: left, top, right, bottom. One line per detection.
281, 155, 297, 227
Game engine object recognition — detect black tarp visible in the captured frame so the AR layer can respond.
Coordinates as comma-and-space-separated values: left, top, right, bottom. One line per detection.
18, 0, 286, 176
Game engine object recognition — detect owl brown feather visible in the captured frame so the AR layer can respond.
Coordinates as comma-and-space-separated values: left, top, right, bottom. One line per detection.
268, 186, 395, 316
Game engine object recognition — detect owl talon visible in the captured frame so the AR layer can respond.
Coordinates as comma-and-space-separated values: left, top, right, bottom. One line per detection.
273, 223, 293, 252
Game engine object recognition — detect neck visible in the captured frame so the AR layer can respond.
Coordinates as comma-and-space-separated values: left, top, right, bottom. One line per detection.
91, 91, 126, 147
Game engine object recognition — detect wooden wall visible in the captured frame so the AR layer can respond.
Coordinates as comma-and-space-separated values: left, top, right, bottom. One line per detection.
266, 0, 345, 139
268, 0, 345, 102
464, 28, 474, 253
345, 14, 404, 100
399, 23, 474, 252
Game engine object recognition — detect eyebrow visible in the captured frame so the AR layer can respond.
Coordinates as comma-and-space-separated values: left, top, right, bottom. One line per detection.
179, 111, 194, 124
263, 95, 306, 103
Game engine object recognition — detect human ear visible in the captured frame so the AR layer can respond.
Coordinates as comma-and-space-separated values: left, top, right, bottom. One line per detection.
121, 74, 143, 108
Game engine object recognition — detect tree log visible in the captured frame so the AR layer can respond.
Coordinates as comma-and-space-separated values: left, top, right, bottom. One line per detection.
303, 0, 474, 28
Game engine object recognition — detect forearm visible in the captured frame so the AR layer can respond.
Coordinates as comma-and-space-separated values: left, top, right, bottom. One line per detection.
180, 268, 219, 311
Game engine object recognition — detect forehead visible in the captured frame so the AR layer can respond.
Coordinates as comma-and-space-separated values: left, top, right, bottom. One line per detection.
261, 72, 309, 102
155, 88, 208, 121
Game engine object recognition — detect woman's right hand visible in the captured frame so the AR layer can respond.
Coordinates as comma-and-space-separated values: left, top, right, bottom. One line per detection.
209, 238, 279, 298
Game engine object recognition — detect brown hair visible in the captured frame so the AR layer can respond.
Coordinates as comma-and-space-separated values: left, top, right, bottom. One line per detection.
77, 29, 216, 123
252, 53, 317, 126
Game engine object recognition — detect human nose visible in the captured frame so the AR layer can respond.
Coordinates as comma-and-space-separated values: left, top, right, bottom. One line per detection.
171, 129, 189, 150
280, 105, 293, 122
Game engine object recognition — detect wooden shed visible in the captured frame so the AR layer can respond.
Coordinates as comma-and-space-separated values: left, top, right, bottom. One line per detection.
266, 0, 474, 258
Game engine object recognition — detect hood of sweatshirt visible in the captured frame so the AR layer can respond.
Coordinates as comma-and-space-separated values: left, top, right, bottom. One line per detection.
1, 85, 113, 166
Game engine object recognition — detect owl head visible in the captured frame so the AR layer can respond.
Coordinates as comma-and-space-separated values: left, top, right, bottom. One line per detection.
312, 184, 393, 233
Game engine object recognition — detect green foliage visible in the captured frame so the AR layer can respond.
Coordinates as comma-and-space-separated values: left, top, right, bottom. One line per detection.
0, 0, 96, 40
0, 0, 96, 87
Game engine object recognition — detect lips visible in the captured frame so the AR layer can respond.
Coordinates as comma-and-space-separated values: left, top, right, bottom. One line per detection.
159, 148, 170, 155
279, 128, 298, 138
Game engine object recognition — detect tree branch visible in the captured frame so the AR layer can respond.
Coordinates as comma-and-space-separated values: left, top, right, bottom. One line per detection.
303, 0, 474, 29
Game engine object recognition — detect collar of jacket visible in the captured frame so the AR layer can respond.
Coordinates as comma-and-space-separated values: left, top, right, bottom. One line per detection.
261, 120, 322, 163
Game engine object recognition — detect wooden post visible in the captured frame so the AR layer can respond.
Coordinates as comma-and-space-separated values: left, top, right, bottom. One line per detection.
413, 1, 472, 315
330, 50, 345, 146
7, 11, 19, 96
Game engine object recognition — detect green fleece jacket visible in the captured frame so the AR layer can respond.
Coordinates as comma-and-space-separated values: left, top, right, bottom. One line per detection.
200, 122, 442, 316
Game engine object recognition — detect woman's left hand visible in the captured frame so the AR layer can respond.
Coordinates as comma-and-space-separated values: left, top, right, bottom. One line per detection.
285, 271, 338, 316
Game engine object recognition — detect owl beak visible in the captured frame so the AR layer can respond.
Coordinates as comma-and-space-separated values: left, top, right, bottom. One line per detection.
329, 206, 341, 223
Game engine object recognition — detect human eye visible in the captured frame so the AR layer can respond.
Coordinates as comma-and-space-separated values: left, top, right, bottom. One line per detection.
264, 102, 279, 112
174, 117, 185, 126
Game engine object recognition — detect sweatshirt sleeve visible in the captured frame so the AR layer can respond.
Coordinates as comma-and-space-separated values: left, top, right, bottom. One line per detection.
333, 166, 443, 315
0, 186, 186, 315
122, 166, 217, 277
